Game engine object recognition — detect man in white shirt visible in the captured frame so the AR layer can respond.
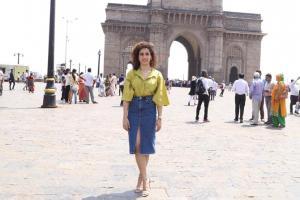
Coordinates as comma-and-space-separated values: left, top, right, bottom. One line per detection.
84, 68, 97, 104
232, 73, 249, 123
0, 69, 4, 96
289, 77, 300, 114
195, 70, 210, 122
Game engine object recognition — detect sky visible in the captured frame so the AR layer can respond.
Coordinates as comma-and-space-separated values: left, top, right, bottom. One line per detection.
0, 0, 300, 81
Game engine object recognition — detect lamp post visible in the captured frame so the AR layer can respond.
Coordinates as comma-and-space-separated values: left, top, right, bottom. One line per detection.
13, 52, 24, 64
63, 17, 78, 67
121, 51, 125, 75
78, 63, 81, 73
42, 0, 57, 108
69, 59, 72, 70
97, 50, 101, 77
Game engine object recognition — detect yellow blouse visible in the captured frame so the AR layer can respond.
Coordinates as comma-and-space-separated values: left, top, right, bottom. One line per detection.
122, 68, 170, 106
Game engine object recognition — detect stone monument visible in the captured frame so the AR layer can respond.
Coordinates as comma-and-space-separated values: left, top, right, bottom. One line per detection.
102, 0, 265, 82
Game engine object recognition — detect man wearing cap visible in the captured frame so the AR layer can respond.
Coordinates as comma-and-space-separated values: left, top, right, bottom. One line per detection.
232, 73, 249, 123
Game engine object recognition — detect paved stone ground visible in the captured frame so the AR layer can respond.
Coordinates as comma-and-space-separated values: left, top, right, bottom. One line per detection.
0, 82, 300, 200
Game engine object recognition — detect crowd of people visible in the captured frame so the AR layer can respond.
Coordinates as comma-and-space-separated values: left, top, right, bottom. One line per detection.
59, 68, 127, 105
0, 69, 35, 95
188, 69, 300, 128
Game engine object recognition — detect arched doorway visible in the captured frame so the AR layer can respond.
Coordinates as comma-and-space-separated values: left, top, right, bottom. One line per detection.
168, 34, 201, 80
168, 41, 188, 80
229, 66, 238, 83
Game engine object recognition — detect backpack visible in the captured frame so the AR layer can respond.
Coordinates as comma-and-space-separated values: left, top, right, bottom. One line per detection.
195, 78, 206, 95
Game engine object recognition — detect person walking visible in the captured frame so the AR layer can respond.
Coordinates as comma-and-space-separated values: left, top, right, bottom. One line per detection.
188, 76, 197, 106
64, 69, 71, 103
0, 69, 4, 96
232, 73, 249, 123
122, 41, 169, 197
69, 69, 79, 104
60, 70, 66, 103
27, 73, 35, 93
263, 73, 274, 124
78, 72, 87, 102
98, 73, 106, 97
249, 72, 264, 125
9, 69, 15, 90
288, 77, 300, 114
111, 73, 118, 96
83, 68, 97, 104
271, 74, 288, 128
195, 70, 210, 122
118, 74, 125, 106
219, 81, 225, 97
22, 70, 29, 91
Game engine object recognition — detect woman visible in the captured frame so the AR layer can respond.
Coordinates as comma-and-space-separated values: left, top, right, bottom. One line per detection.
28, 73, 35, 93
105, 74, 112, 96
271, 74, 288, 128
69, 69, 79, 104
122, 41, 169, 197
78, 72, 86, 102
188, 76, 197, 106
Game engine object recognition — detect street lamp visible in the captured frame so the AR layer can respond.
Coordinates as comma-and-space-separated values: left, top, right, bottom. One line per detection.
121, 51, 126, 75
97, 50, 101, 77
13, 52, 24, 64
42, 0, 57, 108
62, 17, 78, 67
69, 59, 72, 70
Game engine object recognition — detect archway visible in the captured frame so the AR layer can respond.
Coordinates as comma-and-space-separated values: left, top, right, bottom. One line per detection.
229, 66, 238, 83
168, 41, 188, 80
168, 34, 201, 80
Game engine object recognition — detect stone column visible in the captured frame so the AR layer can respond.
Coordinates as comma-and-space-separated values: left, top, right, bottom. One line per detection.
103, 31, 121, 76
149, 10, 169, 78
207, 15, 224, 82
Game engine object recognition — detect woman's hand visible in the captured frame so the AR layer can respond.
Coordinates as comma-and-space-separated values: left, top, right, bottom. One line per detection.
156, 119, 162, 132
123, 117, 130, 131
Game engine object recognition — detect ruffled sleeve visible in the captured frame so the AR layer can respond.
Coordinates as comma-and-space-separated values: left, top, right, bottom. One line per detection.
122, 70, 134, 102
153, 72, 170, 106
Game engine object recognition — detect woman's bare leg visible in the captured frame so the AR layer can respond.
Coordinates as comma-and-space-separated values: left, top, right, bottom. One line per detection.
135, 128, 147, 189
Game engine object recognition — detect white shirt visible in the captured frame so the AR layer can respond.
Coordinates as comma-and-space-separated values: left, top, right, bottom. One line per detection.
207, 79, 214, 88
65, 74, 71, 86
212, 81, 218, 90
232, 78, 249, 95
84, 72, 95, 87
197, 77, 210, 95
0, 70, 4, 81
289, 81, 299, 96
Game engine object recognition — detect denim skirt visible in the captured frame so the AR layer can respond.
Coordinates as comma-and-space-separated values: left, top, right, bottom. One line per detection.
128, 96, 156, 154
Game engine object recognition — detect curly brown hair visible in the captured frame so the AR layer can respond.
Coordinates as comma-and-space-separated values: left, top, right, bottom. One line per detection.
131, 41, 157, 70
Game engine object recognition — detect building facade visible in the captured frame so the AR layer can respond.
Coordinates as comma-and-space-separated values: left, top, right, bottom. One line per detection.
101, 0, 265, 82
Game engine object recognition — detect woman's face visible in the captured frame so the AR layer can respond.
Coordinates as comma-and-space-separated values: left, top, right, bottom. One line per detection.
139, 48, 152, 66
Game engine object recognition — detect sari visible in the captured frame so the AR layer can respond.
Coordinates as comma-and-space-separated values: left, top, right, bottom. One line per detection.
78, 76, 86, 101
271, 74, 287, 127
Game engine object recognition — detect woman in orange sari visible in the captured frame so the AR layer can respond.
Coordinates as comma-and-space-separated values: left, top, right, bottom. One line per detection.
271, 74, 288, 128
78, 72, 87, 102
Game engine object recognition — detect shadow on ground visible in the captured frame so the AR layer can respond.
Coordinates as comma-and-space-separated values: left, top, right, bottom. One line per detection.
82, 190, 141, 200
0, 107, 40, 110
